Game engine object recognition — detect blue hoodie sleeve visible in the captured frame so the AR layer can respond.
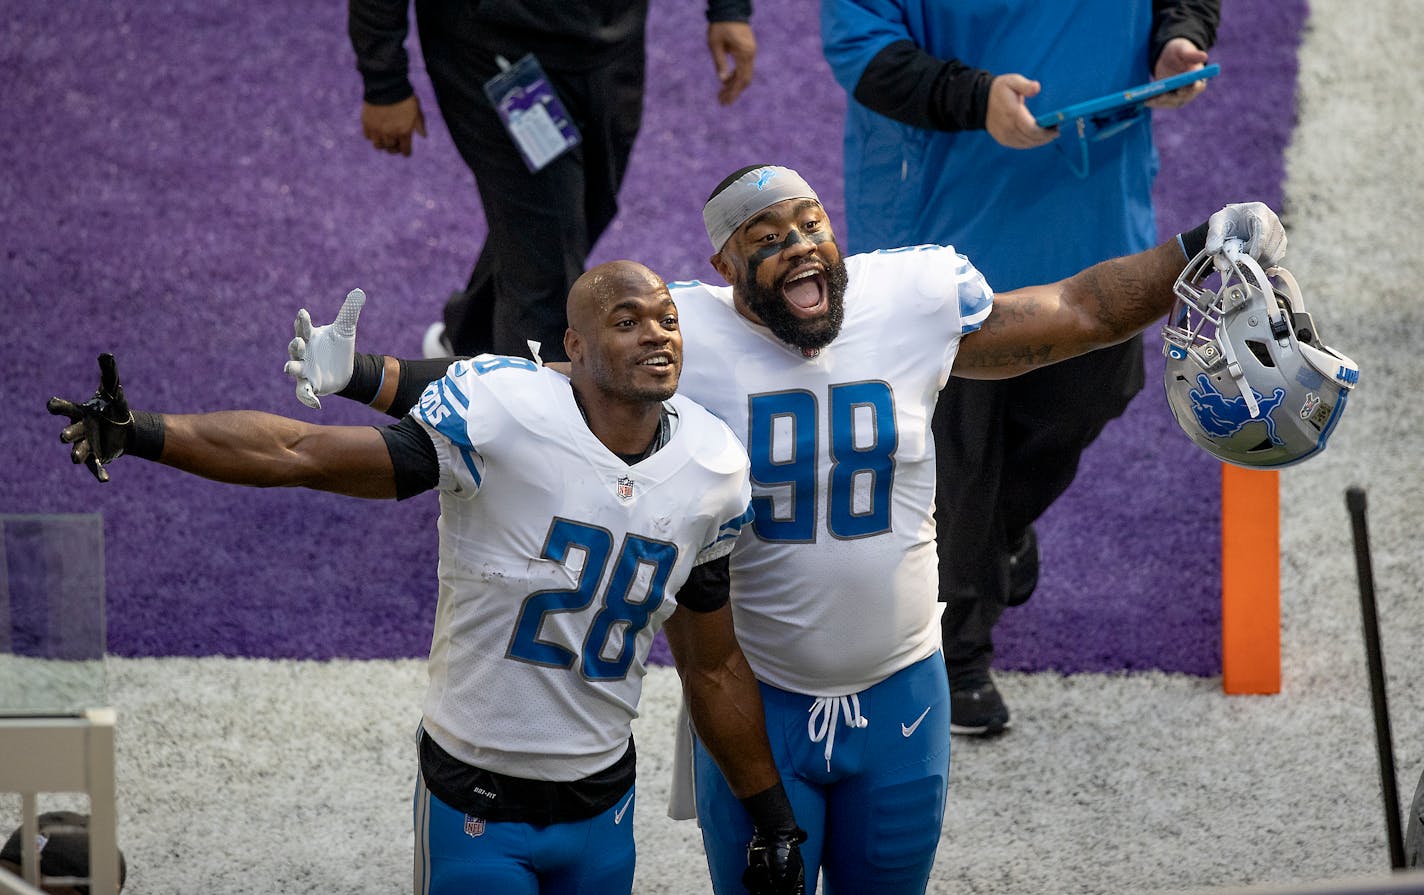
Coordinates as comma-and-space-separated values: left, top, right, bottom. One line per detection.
820, 0, 914, 94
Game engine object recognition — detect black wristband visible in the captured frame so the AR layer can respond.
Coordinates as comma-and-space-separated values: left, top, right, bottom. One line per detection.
336, 352, 386, 405
740, 781, 797, 836
1178, 220, 1210, 260
127, 411, 165, 460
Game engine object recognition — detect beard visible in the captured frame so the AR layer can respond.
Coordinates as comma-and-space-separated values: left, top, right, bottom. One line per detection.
741, 256, 849, 352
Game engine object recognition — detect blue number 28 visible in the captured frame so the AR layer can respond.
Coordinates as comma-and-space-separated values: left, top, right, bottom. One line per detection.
507, 518, 678, 681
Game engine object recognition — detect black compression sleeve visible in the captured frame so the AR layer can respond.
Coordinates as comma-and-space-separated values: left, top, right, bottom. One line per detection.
378, 415, 440, 499
677, 554, 731, 613
388, 357, 467, 418
1150, 0, 1221, 67
852, 40, 992, 132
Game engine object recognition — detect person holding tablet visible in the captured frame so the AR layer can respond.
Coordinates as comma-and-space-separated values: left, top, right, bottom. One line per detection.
821, 0, 1221, 736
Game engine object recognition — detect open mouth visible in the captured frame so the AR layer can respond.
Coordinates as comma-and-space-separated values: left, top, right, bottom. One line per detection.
781, 267, 827, 318
637, 352, 677, 373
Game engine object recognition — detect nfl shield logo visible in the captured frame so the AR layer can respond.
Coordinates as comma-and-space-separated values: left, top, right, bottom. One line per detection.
616, 475, 635, 501
464, 815, 485, 837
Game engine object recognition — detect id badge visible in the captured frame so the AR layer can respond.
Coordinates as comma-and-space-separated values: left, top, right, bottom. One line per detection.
483, 54, 580, 173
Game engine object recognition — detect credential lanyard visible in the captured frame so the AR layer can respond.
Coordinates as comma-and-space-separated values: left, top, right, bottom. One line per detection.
483, 54, 581, 173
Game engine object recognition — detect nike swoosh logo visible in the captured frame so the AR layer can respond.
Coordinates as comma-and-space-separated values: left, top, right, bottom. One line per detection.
614, 794, 634, 825
901, 706, 932, 737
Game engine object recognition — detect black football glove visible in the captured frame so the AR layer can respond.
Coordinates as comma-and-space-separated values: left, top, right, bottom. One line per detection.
742, 826, 807, 895
47, 353, 135, 483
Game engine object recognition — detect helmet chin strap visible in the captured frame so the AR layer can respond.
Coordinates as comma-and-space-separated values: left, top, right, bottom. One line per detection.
1213, 309, 1260, 418
1213, 251, 1290, 420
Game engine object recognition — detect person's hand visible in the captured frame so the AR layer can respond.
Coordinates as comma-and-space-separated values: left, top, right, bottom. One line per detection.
285, 288, 366, 410
984, 73, 1057, 149
361, 96, 426, 156
708, 21, 756, 106
1206, 202, 1287, 268
46, 353, 135, 483
742, 827, 806, 895
1147, 38, 1210, 109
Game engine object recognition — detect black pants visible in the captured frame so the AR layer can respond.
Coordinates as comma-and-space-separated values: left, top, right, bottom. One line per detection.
935, 336, 1145, 679
415, 4, 646, 362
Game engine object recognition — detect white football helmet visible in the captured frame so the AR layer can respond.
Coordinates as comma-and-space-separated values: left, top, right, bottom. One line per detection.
1162, 248, 1359, 468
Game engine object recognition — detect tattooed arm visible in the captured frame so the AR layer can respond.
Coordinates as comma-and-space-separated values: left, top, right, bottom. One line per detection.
951, 238, 1187, 380
953, 201, 1286, 380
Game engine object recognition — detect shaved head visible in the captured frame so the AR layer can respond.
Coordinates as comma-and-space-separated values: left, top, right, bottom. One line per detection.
567, 261, 668, 333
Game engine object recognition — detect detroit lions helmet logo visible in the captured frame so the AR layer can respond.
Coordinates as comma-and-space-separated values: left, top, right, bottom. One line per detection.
753, 167, 776, 190
1188, 374, 1287, 445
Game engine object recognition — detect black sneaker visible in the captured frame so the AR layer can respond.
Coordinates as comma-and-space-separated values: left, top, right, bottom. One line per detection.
1005, 525, 1039, 607
949, 672, 1011, 736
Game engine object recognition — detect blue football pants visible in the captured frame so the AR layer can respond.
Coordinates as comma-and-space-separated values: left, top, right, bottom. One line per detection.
413, 775, 637, 895
694, 653, 951, 894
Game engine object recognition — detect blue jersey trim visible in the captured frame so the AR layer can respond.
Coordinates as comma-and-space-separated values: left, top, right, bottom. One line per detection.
442, 376, 470, 410
458, 446, 483, 487
712, 503, 754, 549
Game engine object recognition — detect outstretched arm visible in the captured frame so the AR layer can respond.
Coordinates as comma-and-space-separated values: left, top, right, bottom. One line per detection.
285, 288, 574, 418
953, 202, 1286, 379
953, 238, 1187, 378
283, 289, 467, 417
145, 411, 397, 498
50, 354, 399, 498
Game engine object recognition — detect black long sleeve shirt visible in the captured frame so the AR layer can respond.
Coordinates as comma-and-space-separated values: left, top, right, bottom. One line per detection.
851, 0, 1220, 133
350, 0, 753, 104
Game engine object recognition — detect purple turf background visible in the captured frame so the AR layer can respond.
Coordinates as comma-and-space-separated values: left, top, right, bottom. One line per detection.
0, 1, 1304, 672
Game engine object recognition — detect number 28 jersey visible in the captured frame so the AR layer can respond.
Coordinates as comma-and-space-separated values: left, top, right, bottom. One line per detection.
671, 245, 993, 696
410, 357, 753, 781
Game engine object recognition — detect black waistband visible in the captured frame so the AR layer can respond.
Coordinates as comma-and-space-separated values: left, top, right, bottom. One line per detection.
419, 730, 635, 826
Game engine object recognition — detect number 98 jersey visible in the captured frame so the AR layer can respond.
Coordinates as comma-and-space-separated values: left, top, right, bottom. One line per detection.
410, 356, 753, 781
671, 245, 992, 697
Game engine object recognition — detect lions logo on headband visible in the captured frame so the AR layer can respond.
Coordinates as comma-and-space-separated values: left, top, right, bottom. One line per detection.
703, 165, 820, 252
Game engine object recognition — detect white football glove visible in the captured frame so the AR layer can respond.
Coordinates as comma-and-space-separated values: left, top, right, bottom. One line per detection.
284, 288, 365, 410
1205, 202, 1287, 268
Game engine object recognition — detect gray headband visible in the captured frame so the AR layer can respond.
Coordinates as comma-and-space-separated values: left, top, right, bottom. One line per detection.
702, 166, 820, 252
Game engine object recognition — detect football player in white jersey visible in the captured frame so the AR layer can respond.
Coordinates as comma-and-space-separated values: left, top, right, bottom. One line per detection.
283, 169, 1286, 894
46, 261, 807, 895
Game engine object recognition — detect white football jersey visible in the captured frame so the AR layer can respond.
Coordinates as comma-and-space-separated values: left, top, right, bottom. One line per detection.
670, 246, 992, 696
410, 357, 752, 780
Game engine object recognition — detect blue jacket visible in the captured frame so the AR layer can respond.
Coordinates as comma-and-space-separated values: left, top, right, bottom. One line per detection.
822, 0, 1163, 289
